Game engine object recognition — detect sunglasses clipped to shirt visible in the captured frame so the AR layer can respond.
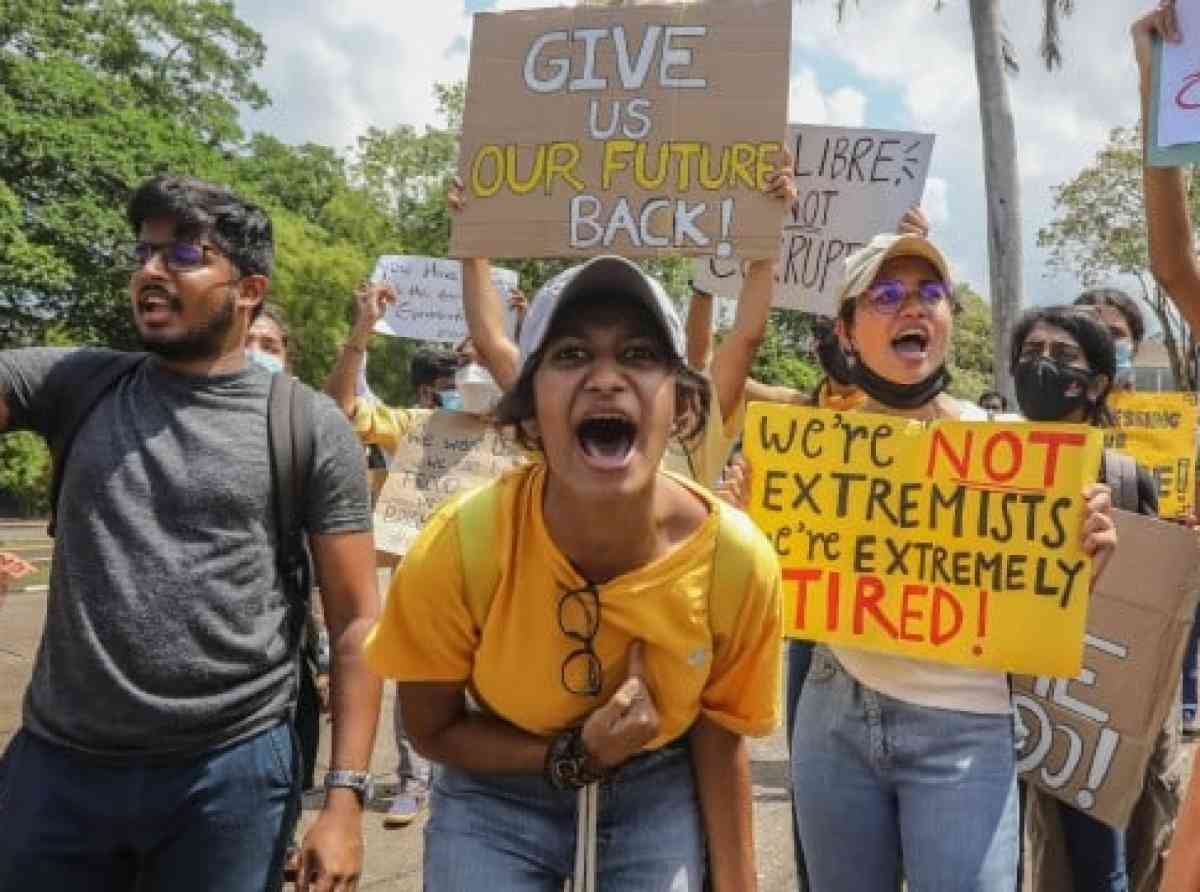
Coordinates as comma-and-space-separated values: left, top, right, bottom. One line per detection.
860, 279, 953, 315
124, 240, 222, 273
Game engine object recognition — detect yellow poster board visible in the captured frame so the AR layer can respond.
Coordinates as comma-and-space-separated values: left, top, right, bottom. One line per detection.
1106, 391, 1198, 520
744, 404, 1103, 677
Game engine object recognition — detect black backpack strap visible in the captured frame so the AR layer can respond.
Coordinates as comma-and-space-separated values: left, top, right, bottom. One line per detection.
47, 353, 147, 536
267, 373, 315, 612
1102, 448, 1140, 513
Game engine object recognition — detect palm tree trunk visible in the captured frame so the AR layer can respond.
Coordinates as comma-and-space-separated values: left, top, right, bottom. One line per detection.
969, 0, 1024, 402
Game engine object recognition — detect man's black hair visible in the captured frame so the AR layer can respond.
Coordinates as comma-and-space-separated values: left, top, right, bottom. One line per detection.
128, 175, 274, 279
1009, 305, 1116, 427
1075, 287, 1145, 347
410, 347, 460, 390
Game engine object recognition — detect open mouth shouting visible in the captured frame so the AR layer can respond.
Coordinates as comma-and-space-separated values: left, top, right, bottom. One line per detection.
576, 413, 638, 472
890, 326, 931, 364
136, 287, 180, 326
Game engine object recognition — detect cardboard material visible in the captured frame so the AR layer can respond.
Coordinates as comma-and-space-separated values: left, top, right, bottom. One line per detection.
1106, 391, 1199, 521
693, 124, 934, 315
744, 403, 1104, 676
452, 0, 791, 259
1013, 510, 1200, 829
372, 411, 524, 556
371, 255, 518, 344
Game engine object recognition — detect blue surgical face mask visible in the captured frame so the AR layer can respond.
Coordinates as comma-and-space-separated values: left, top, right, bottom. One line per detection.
1114, 339, 1134, 372
438, 390, 464, 412
246, 349, 284, 375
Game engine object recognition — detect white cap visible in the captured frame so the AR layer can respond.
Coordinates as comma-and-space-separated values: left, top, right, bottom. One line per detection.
517, 256, 686, 375
833, 234, 952, 312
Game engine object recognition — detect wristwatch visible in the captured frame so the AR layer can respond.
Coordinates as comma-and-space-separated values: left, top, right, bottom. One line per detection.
545, 727, 608, 791
323, 770, 374, 804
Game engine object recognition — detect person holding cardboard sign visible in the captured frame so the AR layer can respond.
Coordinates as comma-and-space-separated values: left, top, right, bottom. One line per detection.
786, 234, 1117, 892
450, 155, 797, 490
363, 256, 782, 891
1006, 305, 1172, 892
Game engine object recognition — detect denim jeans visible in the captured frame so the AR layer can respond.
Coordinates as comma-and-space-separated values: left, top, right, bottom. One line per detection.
423, 742, 705, 891
1056, 797, 1127, 891
1183, 602, 1200, 720
786, 639, 814, 892
792, 648, 1018, 892
0, 723, 299, 892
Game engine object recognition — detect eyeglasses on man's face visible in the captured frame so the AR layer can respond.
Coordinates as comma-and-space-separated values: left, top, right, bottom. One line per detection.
124, 240, 223, 274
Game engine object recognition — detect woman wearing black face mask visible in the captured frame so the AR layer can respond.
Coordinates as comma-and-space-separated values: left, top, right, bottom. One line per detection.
1010, 306, 1155, 513
1010, 306, 1171, 892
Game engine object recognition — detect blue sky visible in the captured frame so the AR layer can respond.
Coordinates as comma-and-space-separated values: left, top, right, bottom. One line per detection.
236, 0, 1157, 319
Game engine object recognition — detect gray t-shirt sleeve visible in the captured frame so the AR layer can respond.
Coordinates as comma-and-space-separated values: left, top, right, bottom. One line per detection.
0, 348, 122, 440
305, 391, 372, 535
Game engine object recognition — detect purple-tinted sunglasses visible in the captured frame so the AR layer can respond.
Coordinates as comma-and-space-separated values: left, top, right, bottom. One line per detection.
127, 240, 220, 273
861, 279, 951, 315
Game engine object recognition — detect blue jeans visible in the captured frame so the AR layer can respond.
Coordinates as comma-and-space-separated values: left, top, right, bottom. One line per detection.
786, 639, 814, 892
424, 742, 705, 891
792, 648, 1019, 892
1057, 797, 1127, 891
0, 723, 299, 892
1183, 602, 1200, 720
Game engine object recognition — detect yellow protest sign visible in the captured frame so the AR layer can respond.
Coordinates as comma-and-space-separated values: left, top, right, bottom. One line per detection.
1106, 391, 1198, 520
745, 404, 1103, 677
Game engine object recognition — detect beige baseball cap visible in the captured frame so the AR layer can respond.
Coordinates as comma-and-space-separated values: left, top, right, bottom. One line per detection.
833, 234, 952, 313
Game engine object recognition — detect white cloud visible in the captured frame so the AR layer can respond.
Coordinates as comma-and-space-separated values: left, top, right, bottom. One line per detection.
922, 176, 949, 230
790, 67, 867, 126
236, 1, 473, 150
786, 0, 1147, 308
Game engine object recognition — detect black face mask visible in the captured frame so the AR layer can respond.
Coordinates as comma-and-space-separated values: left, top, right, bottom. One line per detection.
816, 336, 853, 387
1015, 356, 1094, 421
850, 353, 952, 409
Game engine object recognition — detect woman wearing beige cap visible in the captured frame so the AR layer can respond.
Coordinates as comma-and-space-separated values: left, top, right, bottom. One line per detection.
788, 234, 1116, 892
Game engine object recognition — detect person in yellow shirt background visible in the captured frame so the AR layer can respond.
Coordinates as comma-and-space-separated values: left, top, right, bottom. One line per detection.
324, 283, 513, 829
364, 255, 782, 891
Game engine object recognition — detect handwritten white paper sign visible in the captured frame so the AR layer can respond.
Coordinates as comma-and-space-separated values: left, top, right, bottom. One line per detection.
1157, 1, 1200, 149
371, 255, 519, 344
693, 124, 934, 316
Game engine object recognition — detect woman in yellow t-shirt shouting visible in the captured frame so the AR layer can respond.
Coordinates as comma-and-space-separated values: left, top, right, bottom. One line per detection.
364, 255, 783, 891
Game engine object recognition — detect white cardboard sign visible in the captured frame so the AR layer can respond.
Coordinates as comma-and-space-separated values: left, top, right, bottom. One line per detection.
1156, 1, 1200, 149
692, 124, 934, 316
371, 255, 519, 344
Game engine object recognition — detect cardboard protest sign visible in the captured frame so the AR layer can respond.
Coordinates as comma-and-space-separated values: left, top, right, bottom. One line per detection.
1150, 2, 1200, 166
371, 256, 519, 344
744, 404, 1103, 676
452, 0, 791, 260
1013, 511, 1200, 829
372, 410, 524, 556
693, 124, 934, 315
1106, 391, 1198, 520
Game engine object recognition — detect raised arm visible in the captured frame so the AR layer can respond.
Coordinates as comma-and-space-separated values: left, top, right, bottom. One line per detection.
323, 282, 392, 418
1134, 6, 1200, 330
708, 158, 797, 425
449, 179, 520, 391
685, 284, 715, 370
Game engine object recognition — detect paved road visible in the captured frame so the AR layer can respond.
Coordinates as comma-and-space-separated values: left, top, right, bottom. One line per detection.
0, 554, 799, 890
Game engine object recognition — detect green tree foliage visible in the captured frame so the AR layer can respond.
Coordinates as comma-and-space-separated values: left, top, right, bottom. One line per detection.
0, 0, 267, 348
947, 284, 994, 401
1037, 125, 1198, 389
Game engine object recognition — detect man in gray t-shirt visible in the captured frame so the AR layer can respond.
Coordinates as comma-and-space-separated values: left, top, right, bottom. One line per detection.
0, 176, 382, 892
